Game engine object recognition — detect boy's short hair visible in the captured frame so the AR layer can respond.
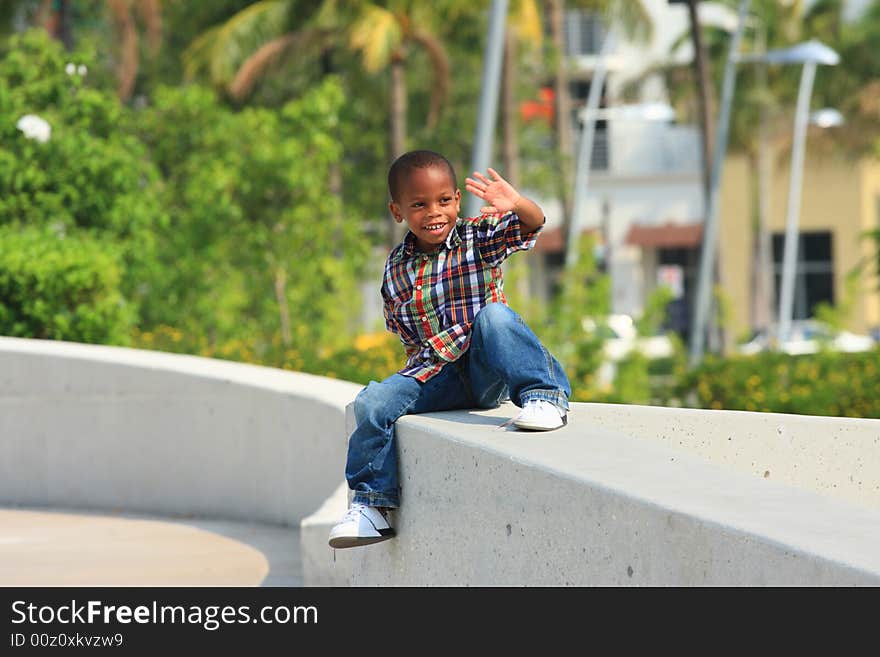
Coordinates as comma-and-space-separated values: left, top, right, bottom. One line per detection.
388, 150, 458, 202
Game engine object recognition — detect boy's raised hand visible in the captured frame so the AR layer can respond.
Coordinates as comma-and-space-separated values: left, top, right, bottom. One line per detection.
465, 168, 521, 215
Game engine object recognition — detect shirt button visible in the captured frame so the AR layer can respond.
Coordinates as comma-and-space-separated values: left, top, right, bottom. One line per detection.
421, 316, 427, 321
440, 347, 447, 353
416, 285, 422, 290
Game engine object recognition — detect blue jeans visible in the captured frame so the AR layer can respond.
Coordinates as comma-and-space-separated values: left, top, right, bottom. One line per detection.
345, 302, 570, 508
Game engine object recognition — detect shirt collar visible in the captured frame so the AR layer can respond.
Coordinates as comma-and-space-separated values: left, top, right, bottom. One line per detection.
392, 220, 463, 263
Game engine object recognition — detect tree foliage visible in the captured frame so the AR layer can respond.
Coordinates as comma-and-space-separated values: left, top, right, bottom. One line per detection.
0, 29, 164, 337
132, 75, 366, 358
0, 28, 365, 362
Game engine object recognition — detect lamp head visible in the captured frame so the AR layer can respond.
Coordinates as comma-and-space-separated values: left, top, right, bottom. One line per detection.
760, 39, 840, 66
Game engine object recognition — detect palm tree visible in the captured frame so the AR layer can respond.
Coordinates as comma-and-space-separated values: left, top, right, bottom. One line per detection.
106, 0, 162, 101
352, 3, 450, 144
182, 0, 329, 100
681, 0, 714, 215
183, 1, 454, 246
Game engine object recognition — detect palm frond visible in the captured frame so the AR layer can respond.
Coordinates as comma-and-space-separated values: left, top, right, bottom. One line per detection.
182, 25, 221, 81
182, 0, 291, 87
229, 33, 298, 100
229, 29, 334, 100
212, 0, 292, 84
349, 5, 402, 74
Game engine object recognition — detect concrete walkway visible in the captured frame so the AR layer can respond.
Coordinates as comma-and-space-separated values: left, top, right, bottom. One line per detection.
0, 507, 302, 586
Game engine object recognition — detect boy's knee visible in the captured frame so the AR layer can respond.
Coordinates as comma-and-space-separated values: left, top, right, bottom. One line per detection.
353, 382, 381, 421
353, 377, 416, 424
474, 302, 516, 328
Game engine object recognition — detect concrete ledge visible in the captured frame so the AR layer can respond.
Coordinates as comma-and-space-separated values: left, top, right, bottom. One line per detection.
6, 336, 879, 585
0, 337, 361, 526
312, 402, 880, 586
577, 403, 880, 510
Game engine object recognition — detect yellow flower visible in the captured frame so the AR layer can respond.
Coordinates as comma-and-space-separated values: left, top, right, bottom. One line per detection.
354, 332, 393, 351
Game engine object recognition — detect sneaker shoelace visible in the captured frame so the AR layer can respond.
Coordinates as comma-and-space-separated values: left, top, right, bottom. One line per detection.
341, 504, 367, 522
522, 399, 543, 416
522, 399, 563, 418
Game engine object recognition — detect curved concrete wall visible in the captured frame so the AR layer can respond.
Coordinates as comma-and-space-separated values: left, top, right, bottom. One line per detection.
308, 402, 880, 586
4, 336, 879, 585
0, 337, 361, 526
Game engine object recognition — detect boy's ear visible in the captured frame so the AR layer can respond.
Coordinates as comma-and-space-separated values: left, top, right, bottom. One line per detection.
389, 201, 403, 223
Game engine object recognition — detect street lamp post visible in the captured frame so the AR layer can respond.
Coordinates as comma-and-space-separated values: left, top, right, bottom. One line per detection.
689, 31, 841, 364
751, 41, 840, 346
566, 29, 615, 271
467, 0, 508, 219
688, 0, 751, 367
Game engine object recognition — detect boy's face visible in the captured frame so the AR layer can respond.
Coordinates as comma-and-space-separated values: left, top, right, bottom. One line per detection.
389, 165, 461, 252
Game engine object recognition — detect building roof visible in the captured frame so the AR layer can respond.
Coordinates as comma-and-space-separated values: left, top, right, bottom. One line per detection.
624, 222, 703, 248
534, 226, 600, 254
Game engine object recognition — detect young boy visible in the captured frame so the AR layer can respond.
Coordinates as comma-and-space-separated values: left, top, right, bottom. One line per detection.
328, 150, 571, 549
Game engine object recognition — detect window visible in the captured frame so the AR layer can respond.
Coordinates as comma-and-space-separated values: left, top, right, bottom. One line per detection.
565, 9, 605, 56
772, 231, 834, 319
568, 78, 608, 171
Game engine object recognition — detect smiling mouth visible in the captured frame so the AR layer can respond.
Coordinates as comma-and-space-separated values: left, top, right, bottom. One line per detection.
424, 222, 447, 232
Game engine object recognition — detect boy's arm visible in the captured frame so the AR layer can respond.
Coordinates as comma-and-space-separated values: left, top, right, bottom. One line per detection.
464, 168, 545, 233
381, 285, 400, 335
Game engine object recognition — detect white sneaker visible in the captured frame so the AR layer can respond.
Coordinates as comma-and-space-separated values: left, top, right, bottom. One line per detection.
513, 399, 567, 431
328, 503, 395, 549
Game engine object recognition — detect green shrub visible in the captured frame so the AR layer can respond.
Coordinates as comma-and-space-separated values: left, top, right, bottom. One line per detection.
0, 29, 165, 321
0, 225, 134, 343
678, 349, 880, 418
131, 77, 366, 358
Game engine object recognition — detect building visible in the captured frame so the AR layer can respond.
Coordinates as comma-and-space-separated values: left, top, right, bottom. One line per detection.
718, 153, 880, 340
530, 0, 716, 343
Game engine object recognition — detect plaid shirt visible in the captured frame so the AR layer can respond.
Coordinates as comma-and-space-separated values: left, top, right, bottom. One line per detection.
381, 211, 543, 382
